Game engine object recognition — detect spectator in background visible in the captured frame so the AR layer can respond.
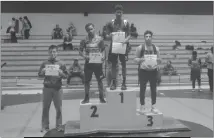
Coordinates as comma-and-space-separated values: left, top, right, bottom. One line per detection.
172, 40, 181, 58
130, 23, 138, 38
205, 47, 213, 92
52, 24, 63, 39
188, 51, 202, 92
23, 16, 32, 39
19, 17, 25, 39
12, 17, 19, 33
163, 60, 177, 75
173, 40, 181, 50
62, 29, 73, 50
67, 59, 84, 85
6, 22, 17, 43
68, 22, 77, 36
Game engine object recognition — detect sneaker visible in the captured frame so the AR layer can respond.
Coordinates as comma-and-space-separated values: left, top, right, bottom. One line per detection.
81, 98, 89, 104
151, 105, 159, 114
100, 98, 106, 103
198, 89, 203, 92
110, 79, 116, 90
56, 125, 64, 132
140, 105, 146, 114
40, 128, 49, 133
121, 83, 127, 90
192, 89, 195, 92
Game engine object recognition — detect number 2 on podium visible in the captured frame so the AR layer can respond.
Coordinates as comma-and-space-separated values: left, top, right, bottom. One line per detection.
119, 92, 124, 103
91, 106, 99, 117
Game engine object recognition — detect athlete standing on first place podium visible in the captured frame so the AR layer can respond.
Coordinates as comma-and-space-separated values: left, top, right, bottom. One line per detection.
79, 23, 106, 104
134, 30, 161, 113
104, 5, 137, 90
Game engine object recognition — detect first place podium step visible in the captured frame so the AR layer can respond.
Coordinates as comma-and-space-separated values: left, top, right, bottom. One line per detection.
64, 88, 190, 136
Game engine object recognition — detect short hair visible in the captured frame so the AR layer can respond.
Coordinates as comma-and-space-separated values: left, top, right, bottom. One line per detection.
167, 60, 172, 64
144, 30, 153, 36
48, 45, 58, 51
85, 23, 94, 31
192, 50, 197, 55
114, 4, 123, 11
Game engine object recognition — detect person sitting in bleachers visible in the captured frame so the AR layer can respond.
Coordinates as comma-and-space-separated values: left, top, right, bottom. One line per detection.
67, 59, 84, 85
162, 60, 177, 75
62, 29, 73, 50
67, 22, 77, 36
52, 24, 63, 39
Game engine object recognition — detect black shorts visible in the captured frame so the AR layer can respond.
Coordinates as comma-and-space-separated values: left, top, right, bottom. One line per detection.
84, 62, 103, 82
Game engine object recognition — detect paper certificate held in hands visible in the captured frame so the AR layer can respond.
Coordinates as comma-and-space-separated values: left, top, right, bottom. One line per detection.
111, 32, 127, 54
89, 52, 103, 63
45, 65, 60, 76
144, 55, 157, 68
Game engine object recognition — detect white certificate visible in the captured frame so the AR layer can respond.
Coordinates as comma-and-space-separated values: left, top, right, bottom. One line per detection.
112, 42, 127, 54
111, 32, 127, 54
89, 52, 103, 63
45, 65, 60, 76
143, 55, 157, 68
112, 32, 125, 42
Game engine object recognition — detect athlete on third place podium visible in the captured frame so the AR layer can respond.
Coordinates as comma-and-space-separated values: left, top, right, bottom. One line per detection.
134, 30, 161, 114
79, 23, 106, 104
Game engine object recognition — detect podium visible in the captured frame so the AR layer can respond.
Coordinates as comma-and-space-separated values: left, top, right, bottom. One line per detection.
64, 87, 190, 136
79, 87, 163, 132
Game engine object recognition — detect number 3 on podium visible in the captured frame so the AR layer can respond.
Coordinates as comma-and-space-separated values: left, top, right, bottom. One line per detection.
147, 116, 153, 126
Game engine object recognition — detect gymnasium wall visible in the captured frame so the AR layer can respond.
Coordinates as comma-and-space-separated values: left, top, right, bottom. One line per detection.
1, 13, 213, 35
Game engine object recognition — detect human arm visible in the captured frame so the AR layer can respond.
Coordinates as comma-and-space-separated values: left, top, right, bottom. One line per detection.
156, 46, 162, 64
79, 40, 89, 60
58, 62, 68, 79
99, 39, 106, 61
133, 45, 145, 64
103, 22, 113, 41
38, 62, 46, 78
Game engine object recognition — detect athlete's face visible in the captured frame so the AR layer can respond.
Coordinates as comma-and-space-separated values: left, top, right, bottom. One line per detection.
86, 25, 95, 36
49, 48, 58, 59
115, 10, 123, 18
144, 33, 152, 44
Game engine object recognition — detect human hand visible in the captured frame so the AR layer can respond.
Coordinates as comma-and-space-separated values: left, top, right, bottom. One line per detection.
58, 69, 64, 76
84, 55, 90, 61
41, 68, 46, 75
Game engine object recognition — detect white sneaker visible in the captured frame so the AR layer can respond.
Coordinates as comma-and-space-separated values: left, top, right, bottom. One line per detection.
140, 105, 146, 114
151, 104, 159, 114
192, 89, 195, 92
198, 87, 202, 92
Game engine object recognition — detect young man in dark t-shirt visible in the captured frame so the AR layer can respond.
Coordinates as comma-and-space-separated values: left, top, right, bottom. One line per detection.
79, 23, 106, 104
104, 5, 138, 90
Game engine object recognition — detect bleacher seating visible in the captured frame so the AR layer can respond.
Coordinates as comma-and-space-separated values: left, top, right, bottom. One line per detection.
1, 34, 213, 89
